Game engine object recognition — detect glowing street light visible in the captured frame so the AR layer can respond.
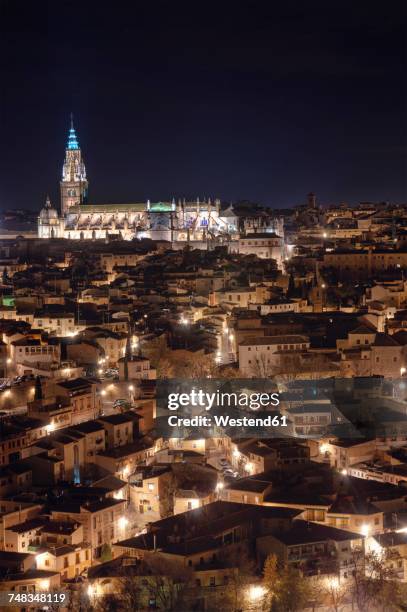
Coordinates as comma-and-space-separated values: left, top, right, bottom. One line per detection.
247, 585, 266, 602
46, 422, 55, 434
361, 524, 370, 537
401, 367, 406, 376
118, 516, 128, 530
325, 576, 340, 591
39, 579, 50, 590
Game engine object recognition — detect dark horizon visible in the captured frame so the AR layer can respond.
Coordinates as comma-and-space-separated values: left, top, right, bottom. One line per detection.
1, 0, 406, 212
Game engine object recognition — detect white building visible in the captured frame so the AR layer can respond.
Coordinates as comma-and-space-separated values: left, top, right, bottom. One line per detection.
233, 233, 285, 269
238, 334, 310, 376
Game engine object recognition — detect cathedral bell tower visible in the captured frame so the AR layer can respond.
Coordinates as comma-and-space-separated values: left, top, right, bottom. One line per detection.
60, 115, 88, 215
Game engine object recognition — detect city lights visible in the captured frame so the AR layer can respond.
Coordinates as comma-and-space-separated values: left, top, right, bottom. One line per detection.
39, 579, 50, 590
247, 585, 266, 602
118, 516, 128, 530
46, 422, 55, 434
361, 524, 370, 537
324, 576, 340, 591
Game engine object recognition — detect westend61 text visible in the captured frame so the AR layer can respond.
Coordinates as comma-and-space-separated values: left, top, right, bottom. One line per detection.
168, 414, 288, 427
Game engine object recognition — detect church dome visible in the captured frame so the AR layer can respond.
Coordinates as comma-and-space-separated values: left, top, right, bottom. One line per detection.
40, 196, 59, 221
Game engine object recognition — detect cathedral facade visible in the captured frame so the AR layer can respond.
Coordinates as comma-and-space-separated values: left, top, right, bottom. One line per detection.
38, 120, 284, 247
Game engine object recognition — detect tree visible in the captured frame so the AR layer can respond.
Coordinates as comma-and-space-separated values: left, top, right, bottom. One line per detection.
143, 335, 175, 379
144, 554, 195, 611
123, 329, 132, 382
34, 375, 43, 401
249, 353, 276, 378
348, 549, 406, 612
100, 543, 113, 563
287, 273, 296, 298
158, 473, 176, 518
213, 546, 256, 612
320, 576, 348, 612
263, 554, 312, 612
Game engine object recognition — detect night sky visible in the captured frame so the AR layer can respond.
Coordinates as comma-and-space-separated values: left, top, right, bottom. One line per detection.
1, 0, 406, 211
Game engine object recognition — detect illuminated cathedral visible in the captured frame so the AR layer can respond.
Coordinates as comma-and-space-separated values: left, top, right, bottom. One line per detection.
38, 119, 283, 245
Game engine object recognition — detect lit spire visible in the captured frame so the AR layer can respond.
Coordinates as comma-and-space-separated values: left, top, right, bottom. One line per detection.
67, 113, 79, 150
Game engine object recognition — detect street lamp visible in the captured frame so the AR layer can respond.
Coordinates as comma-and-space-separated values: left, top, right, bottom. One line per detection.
361, 524, 370, 537
247, 585, 266, 603
118, 516, 128, 530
